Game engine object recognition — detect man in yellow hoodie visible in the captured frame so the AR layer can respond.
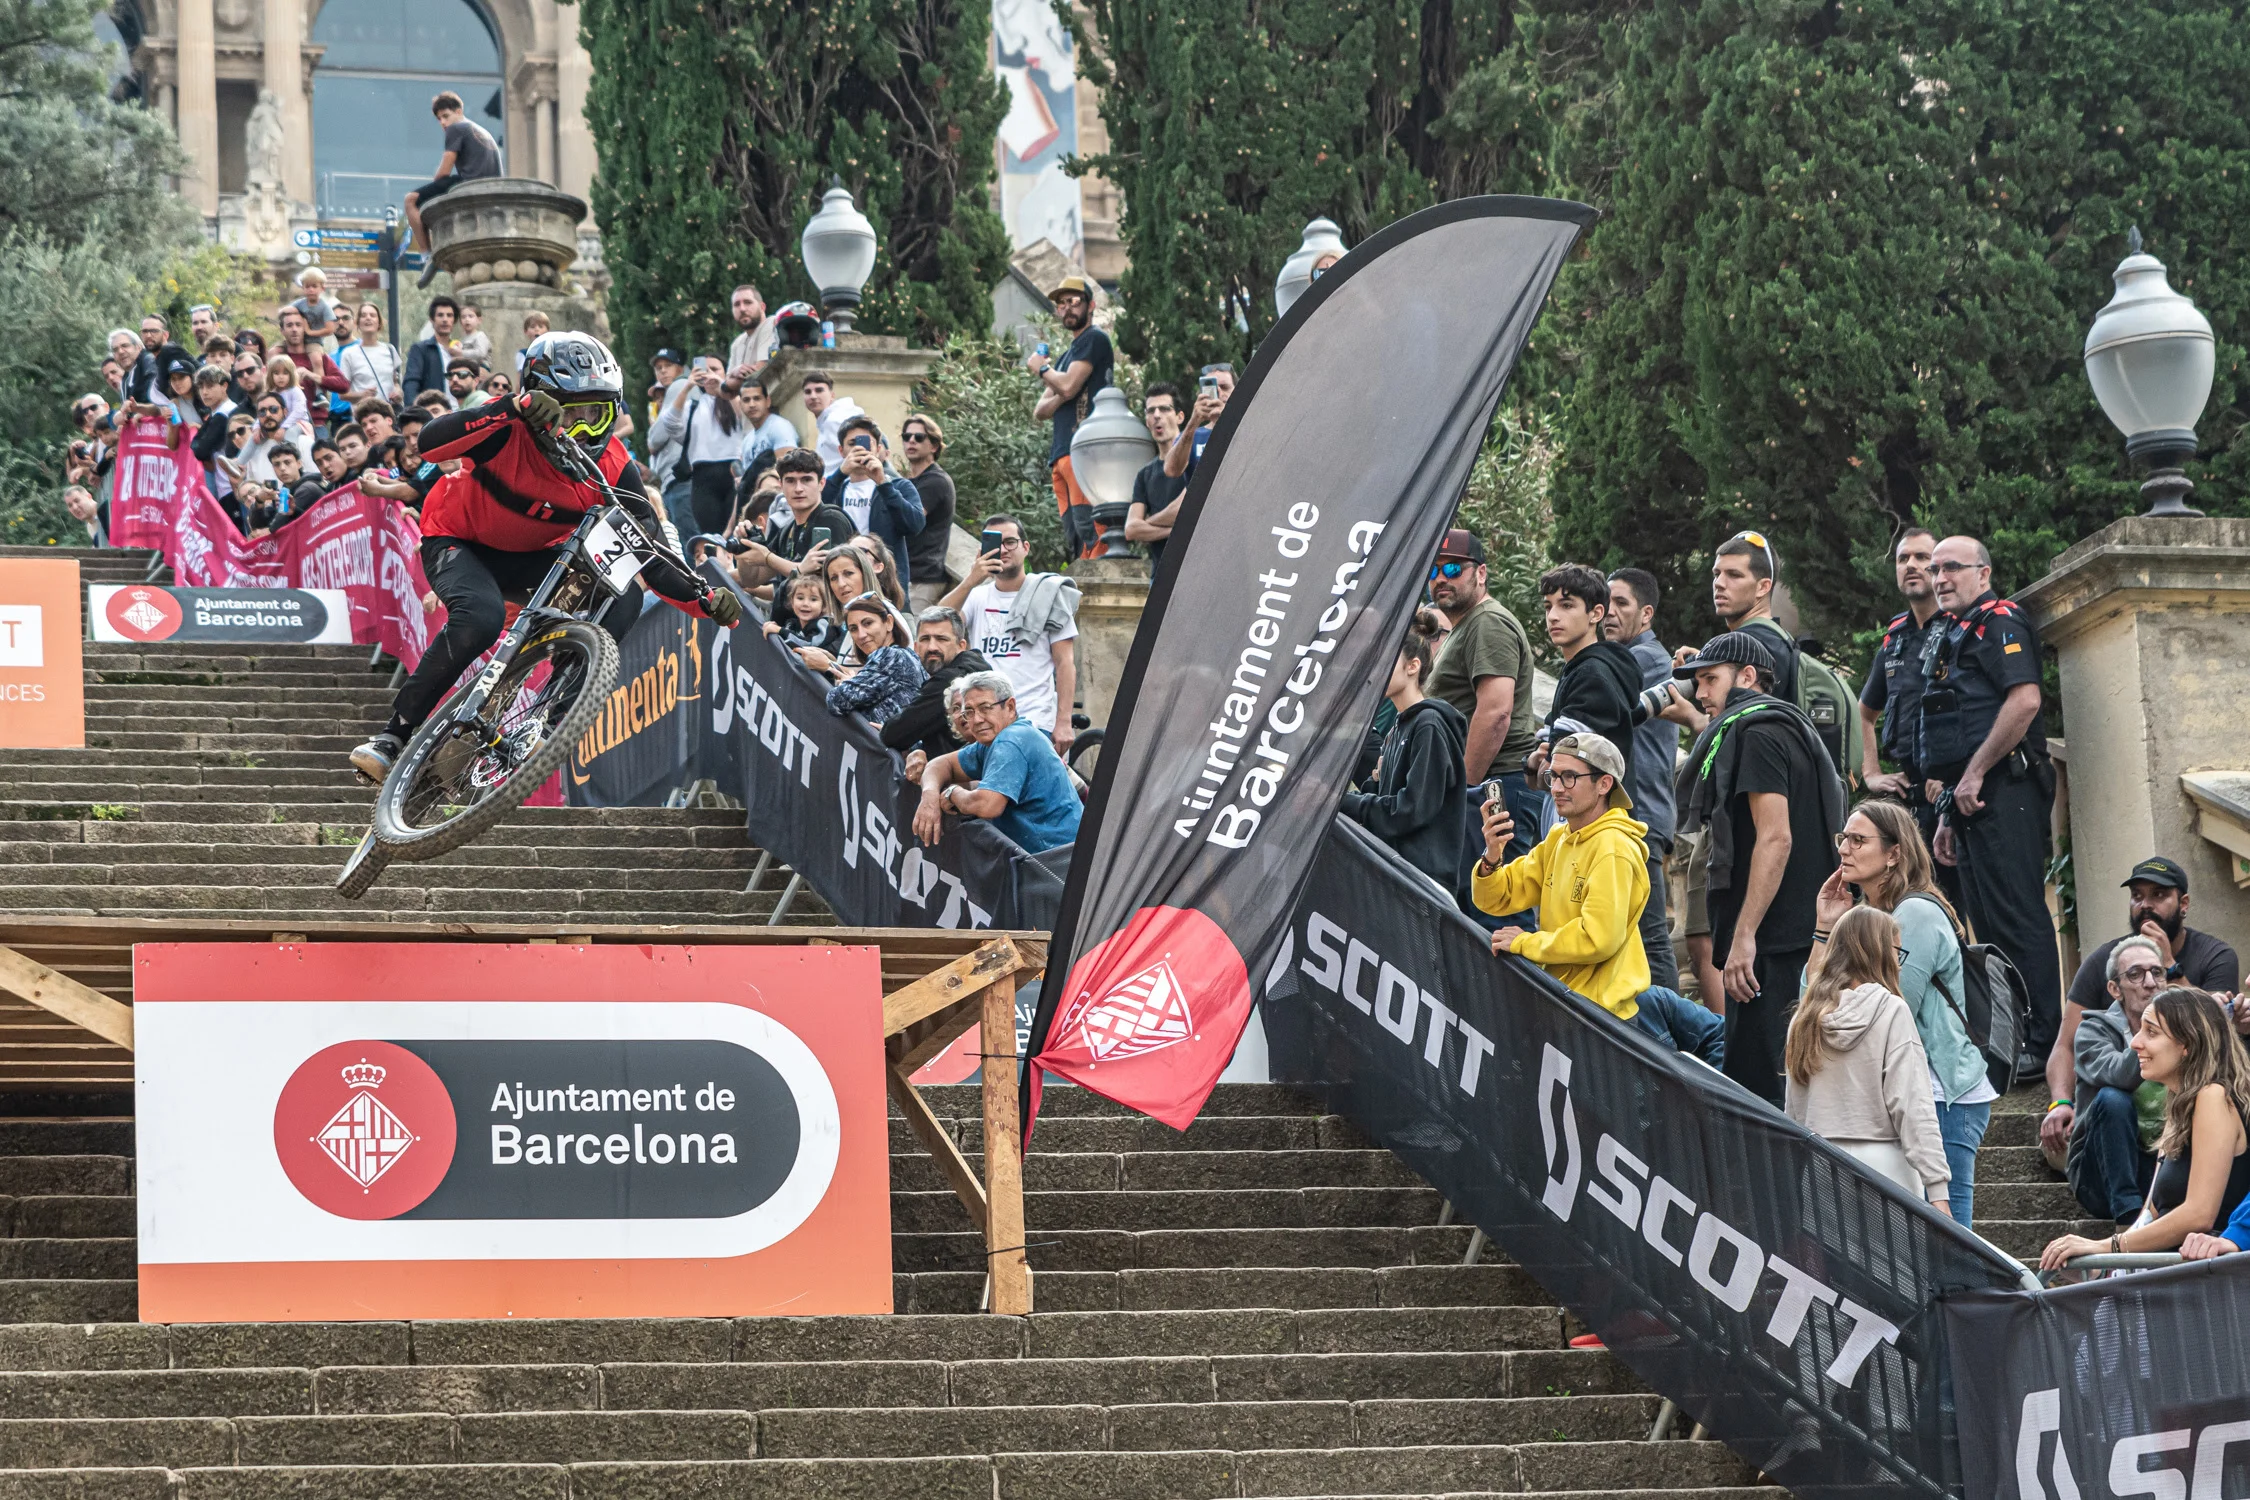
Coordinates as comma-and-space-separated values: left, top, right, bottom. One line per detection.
1474, 732, 1651, 1018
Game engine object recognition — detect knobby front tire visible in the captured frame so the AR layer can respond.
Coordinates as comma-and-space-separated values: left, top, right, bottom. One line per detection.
333, 827, 390, 899
371, 619, 618, 860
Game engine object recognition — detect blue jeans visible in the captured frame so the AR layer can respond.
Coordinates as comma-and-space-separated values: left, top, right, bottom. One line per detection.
2068, 1085, 2157, 1222
1630, 986, 1725, 1067
1459, 773, 1550, 931
660, 475, 697, 538
1934, 1098, 1991, 1227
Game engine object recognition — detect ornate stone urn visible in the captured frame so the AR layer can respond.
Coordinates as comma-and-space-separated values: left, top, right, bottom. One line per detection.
422, 178, 588, 289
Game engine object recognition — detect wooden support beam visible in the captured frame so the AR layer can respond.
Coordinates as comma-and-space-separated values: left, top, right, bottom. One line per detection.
0, 946, 134, 1052
884, 1063, 987, 1229
981, 971, 1031, 1315
891, 999, 983, 1076
880, 937, 1021, 1036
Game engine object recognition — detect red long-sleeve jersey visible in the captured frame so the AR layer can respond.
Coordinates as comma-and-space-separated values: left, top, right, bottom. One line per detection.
418, 396, 709, 610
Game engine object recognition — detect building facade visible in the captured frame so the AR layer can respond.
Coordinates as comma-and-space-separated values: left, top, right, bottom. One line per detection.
118, 0, 1114, 277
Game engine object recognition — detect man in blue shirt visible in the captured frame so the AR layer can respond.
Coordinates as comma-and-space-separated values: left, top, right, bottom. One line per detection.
911, 671, 1081, 854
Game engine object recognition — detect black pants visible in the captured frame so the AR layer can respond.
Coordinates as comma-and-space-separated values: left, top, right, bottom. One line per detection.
1720, 944, 1808, 1107
1909, 790, 1965, 912
2067, 1085, 2158, 1222
688, 461, 736, 537
1952, 766, 2060, 1063
385, 537, 640, 740
1640, 839, 1679, 991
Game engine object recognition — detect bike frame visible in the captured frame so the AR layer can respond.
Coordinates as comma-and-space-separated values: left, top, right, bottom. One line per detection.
429, 426, 672, 732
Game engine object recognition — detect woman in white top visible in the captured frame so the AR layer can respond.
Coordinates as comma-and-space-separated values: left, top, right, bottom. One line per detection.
1786, 905, 1952, 1215
336, 304, 404, 408
1811, 799, 1994, 1225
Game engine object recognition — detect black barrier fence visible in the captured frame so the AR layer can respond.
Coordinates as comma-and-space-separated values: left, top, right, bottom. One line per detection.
567, 587, 1061, 930
1949, 1256, 2250, 1500
1264, 816, 2029, 1500
561, 577, 2246, 1499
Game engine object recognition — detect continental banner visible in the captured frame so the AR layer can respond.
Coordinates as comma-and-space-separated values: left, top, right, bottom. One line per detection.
1265, 816, 2027, 1500
1947, 1258, 2250, 1500
1026, 196, 1595, 1132
135, 941, 892, 1321
566, 580, 1053, 930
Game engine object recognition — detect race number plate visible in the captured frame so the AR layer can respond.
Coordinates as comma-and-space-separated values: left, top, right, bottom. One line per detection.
583, 509, 654, 594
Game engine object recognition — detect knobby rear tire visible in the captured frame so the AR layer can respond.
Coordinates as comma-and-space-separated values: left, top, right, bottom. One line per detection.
371, 619, 618, 861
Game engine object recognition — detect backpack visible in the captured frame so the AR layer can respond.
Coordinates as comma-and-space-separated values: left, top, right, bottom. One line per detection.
1903, 893, 2036, 1085
1739, 617, 1864, 787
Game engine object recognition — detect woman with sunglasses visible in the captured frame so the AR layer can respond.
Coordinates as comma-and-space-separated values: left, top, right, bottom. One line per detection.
349, 331, 743, 782
1808, 799, 1994, 1224
1785, 904, 1953, 1214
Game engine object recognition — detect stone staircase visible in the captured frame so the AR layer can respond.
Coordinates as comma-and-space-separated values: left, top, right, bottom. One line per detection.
0, 546, 816, 927
0, 1085, 1799, 1499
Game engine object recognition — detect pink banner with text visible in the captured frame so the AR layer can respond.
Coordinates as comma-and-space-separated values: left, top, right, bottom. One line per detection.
109, 420, 437, 670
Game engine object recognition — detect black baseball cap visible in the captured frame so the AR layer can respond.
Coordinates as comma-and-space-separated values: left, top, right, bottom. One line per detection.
1434, 528, 1486, 564
1673, 630, 1777, 680
2124, 856, 2188, 894
651, 348, 686, 368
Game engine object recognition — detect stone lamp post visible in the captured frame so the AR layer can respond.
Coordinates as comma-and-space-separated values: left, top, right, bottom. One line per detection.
1069, 386, 1158, 561
800, 178, 879, 335
2084, 227, 2215, 519
1275, 217, 1348, 318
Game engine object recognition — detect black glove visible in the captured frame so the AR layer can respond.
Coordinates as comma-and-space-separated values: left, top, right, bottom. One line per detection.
520, 390, 564, 434
704, 586, 743, 629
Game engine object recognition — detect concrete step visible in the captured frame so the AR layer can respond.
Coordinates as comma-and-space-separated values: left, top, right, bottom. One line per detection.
894, 1188, 1444, 1235
894, 1265, 1548, 1316
0, 1159, 130, 1197
2, 845, 758, 874
0, 887, 774, 917
0, 865, 759, 895
893, 1225, 1494, 1274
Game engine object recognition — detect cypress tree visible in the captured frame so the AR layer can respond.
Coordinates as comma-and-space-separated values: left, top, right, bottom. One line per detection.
1548, 0, 2250, 646
574, 0, 1012, 370
1076, 0, 1528, 380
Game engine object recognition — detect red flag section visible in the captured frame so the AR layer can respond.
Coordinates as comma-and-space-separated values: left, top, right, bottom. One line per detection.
107, 418, 438, 669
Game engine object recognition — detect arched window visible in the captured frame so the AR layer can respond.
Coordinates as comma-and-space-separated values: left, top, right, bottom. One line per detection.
311, 0, 506, 219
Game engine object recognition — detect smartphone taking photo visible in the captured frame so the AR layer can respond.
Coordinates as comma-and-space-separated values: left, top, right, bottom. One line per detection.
980, 529, 1006, 557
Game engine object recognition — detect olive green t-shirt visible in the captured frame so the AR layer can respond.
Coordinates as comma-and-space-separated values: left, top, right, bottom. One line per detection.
1427, 595, 1537, 778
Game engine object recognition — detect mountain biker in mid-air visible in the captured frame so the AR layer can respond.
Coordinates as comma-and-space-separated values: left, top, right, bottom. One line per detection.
349, 331, 741, 781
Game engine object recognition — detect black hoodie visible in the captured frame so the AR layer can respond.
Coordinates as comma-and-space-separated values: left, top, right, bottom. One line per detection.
1547, 638, 1644, 755
1340, 696, 1468, 889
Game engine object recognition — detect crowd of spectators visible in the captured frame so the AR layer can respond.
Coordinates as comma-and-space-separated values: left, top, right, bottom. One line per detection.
60, 286, 524, 546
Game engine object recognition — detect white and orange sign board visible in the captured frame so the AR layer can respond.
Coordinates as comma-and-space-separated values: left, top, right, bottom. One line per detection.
134, 942, 892, 1322
0, 558, 83, 748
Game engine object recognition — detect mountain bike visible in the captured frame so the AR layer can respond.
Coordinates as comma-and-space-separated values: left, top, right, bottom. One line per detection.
336, 430, 674, 893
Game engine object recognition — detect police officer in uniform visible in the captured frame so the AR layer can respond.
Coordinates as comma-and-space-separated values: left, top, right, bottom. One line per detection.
1858, 527, 1961, 905
1919, 534, 2059, 1071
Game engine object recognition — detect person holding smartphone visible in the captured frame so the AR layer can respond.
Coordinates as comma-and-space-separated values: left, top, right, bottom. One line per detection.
726, 447, 857, 592
820, 416, 925, 586
938, 512, 1079, 755
1026, 274, 1114, 560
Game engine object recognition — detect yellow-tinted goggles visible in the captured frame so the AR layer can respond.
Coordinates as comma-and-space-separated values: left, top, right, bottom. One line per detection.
560, 400, 615, 439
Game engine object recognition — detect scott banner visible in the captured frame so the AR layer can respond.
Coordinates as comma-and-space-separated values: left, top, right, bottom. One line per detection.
565, 577, 1060, 930
1948, 1258, 2250, 1500
135, 941, 892, 1320
1027, 196, 1594, 1131
1266, 817, 2027, 1500
106, 418, 435, 669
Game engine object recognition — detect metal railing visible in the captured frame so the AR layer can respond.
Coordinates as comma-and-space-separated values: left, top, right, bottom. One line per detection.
2039, 1251, 2187, 1287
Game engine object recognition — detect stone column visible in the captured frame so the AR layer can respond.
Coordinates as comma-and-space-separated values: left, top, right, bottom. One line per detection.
2021, 515, 2250, 943
556, 33, 595, 205
1069, 556, 1152, 732
176, 0, 220, 218
765, 341, 937, 462
264, 0, 312, 204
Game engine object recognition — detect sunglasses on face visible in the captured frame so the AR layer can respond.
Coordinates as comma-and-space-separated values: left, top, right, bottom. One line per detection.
1429, 561, 1469, 580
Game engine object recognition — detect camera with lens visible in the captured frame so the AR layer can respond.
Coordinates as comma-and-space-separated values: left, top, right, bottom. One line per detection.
1634, 681, 1675, 723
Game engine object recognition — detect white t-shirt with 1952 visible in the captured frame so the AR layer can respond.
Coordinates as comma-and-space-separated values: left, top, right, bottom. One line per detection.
958, 578, 1076, 734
